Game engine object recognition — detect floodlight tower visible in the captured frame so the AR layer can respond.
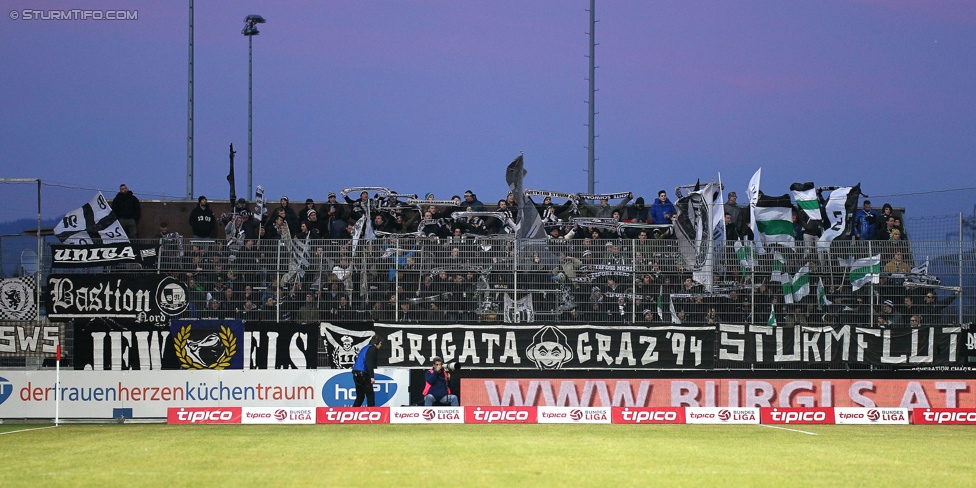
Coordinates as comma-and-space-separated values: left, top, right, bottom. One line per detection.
243, 14, 266, 200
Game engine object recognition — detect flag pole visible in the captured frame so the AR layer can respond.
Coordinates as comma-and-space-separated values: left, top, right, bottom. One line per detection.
55, 344, 61, 427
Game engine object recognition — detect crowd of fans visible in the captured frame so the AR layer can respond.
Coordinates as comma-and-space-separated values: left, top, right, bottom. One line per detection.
139, 186, 958, 326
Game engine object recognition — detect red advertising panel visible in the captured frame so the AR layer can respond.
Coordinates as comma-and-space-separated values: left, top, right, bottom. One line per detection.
167, 407, 242, 424
760, 408, 834, 425
611, 407, 686, 424
316, 407, 390, 424
462, 378, 976, 409
912, 408, 976, 425
464, 406, 537, 424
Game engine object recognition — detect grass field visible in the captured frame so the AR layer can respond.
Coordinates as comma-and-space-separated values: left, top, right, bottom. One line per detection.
1, 423, 974, 487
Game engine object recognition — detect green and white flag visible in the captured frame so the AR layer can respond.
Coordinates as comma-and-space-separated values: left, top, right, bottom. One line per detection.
734, 240, 757, 277
848, 254, 881, 291
767, 304, 777, 327
754, 194, 795, 249
790, 182, 821, 222
817, 277, 832, 310
786, 262, 811, 304
770, 251, 789, 284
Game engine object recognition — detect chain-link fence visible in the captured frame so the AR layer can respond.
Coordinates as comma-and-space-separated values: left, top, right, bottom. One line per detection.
46, 235, 966, 328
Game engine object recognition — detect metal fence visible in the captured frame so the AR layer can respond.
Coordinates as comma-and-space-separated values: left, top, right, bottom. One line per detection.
37, 235, 968, 328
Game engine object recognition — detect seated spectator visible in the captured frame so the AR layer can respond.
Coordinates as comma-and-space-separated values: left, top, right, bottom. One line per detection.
884, 252, 911, 274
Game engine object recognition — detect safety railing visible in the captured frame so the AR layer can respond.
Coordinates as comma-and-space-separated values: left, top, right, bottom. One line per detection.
39, 235, 970, 328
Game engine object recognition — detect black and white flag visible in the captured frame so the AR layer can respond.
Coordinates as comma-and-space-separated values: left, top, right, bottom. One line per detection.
0, 276, 38, 321
674, 182, 718, 291
817, 184, 861, 244
320, 322, 374, 369
53, 192, 128, 244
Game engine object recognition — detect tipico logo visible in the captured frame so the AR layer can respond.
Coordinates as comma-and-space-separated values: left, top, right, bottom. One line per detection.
322, 372, 398, 407
0, 377, 11, 405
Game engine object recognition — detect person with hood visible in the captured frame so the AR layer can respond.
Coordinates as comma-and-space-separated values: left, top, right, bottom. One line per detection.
625, 197, 651, 223
188, 196, 216, 238
275, 196, 300, 234
112, 184, 141, 238
650, 190, 677, 224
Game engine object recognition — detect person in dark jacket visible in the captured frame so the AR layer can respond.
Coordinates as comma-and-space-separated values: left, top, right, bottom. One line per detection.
275, 196, 300, 234
650, 190, 677, 224
188, 196, 216, 238
112, 184, 141, 238
423, 356, 459, 406
352, 335, 383, 407
625, 197, 651, 223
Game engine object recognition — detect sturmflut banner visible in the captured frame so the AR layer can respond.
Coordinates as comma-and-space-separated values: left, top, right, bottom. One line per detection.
715, 324, 963, 367
373, 323, 716, 370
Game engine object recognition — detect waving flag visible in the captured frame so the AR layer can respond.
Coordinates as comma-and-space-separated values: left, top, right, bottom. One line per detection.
53, 192, 128, 244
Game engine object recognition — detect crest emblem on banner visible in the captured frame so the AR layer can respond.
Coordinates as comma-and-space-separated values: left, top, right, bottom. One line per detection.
174, 324, 238, 370
525, 326, 573, 370
0, 276, 37, 321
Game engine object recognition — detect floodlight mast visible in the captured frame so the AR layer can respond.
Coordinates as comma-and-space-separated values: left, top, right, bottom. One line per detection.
242, 14, 266, 200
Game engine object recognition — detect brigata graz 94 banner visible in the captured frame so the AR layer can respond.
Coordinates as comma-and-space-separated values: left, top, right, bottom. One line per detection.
716, 324, 963, 366
73, 320, 317, 370
46, 274, 188, 322
373, 323, 714, 370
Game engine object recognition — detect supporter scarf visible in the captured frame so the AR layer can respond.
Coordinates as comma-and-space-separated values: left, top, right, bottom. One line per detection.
578, 192, 631, 201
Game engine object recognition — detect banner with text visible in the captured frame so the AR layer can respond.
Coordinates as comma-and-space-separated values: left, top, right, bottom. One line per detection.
716, 324, 963, 367
461, 378, 976, 409
46, 274, 188, 322
374, 323, 715, 370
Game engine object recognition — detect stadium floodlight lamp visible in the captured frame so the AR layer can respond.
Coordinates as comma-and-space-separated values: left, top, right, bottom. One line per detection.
242, 15, 265, 36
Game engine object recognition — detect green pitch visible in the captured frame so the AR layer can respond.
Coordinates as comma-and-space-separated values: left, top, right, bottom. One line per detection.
1, 423, 974, 487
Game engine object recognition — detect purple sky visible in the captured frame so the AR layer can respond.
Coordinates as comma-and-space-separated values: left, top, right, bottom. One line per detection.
2, 0, 976, 223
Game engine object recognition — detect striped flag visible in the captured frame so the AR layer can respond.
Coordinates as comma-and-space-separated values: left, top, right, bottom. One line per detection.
754, 194, 795, 249
789, 262, 811, 303
817, 278, 832, 310
734, 240, 757, 277
767, 304, 777, 326
790, 182, 821, 222
848, 254, 881, 291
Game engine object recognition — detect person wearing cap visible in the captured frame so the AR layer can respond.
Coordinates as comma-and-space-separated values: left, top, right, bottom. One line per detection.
318, 192, 347, 238
423, 357, 459, 406
189, 196, 216, 238
881, 299, 905, 328
462, 190, 486, 211
275, 196, 300, 234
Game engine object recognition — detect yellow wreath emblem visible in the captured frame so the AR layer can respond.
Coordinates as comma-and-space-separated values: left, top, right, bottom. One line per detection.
174, 324, 238, 370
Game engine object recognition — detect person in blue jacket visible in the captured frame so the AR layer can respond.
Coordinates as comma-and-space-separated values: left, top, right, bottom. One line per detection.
351, 335, 383, 407
423, 357, 459, 406
854, 199, 880, 240
649, 190, 676, 224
